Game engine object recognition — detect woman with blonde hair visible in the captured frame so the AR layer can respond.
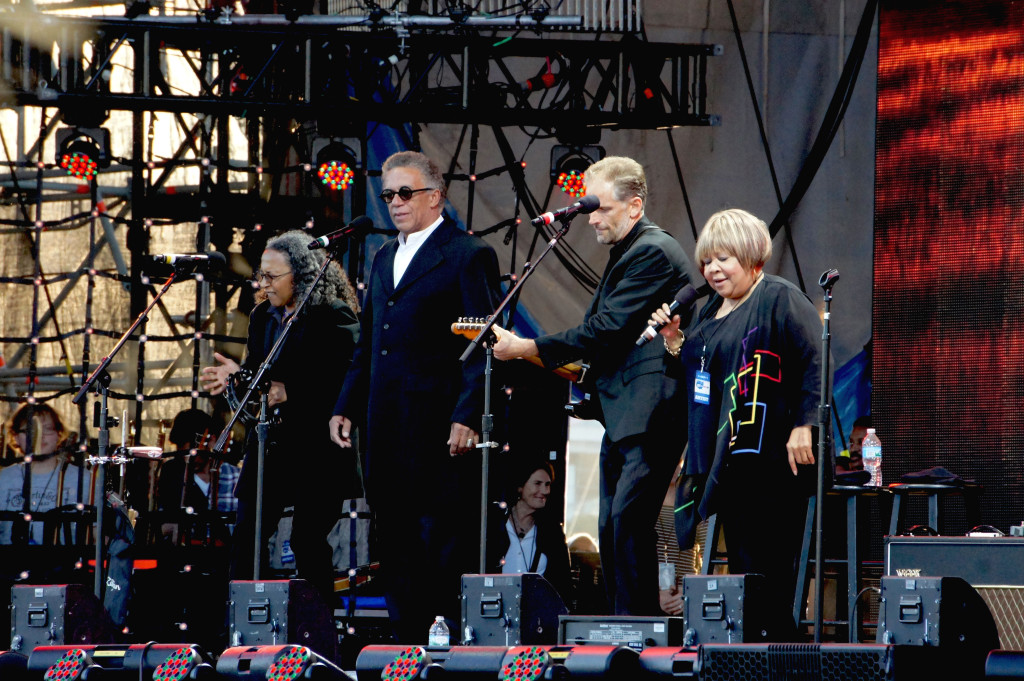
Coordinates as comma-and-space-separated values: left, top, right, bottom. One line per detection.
652, 208, 824, 640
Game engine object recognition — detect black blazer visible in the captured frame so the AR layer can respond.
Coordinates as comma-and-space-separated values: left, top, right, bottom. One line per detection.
535, 217, 691, 442
237, 298, 361, 500
334, 219, 501, 501
487, 509, 572, 606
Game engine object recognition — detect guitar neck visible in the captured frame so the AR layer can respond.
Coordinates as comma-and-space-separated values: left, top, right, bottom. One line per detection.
450, 320, 586, 383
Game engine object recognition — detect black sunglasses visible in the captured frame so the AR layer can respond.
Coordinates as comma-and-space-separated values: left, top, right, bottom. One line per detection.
379, 186, 435, 204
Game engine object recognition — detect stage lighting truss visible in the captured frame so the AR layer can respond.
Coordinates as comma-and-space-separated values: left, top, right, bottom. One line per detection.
312, 139, 361, 194
55, 127, 112, 181
550, 145, 605, 198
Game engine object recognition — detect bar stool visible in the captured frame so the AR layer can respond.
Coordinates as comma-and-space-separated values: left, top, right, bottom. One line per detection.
796, 485, 893, 642
887, 482, 983, 536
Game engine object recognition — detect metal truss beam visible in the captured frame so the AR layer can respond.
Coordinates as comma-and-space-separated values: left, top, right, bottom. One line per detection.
1, 13, 719, 129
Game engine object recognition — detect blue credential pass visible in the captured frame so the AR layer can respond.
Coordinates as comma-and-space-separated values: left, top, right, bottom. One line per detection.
694, 370, 711, 404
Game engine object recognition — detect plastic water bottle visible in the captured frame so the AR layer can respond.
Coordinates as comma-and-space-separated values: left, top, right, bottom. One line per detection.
862, 427, 882, 487
428, 615, 450, 647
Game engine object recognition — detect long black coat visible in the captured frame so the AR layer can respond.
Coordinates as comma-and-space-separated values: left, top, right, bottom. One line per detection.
334, 219, 501, 502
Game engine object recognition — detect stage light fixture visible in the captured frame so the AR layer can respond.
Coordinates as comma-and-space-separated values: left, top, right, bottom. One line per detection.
216, 645, 350, 681
55, 127, 111, 181
28, 644, 215, 681
549, 145, 605, 198
312, 140, 360, 194
381, 646, 429, 681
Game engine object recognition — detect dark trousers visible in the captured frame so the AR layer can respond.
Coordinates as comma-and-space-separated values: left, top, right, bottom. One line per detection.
599, 432, 677, 615
231, 455, 338, 602
718, 459, 807, 641
374, 507, 475, 644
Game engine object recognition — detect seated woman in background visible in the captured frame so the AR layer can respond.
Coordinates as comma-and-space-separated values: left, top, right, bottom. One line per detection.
0, 403, 91, 544
488, 459, 571, 604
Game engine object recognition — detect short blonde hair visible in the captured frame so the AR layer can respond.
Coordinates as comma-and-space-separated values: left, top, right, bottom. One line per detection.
695, 209, 772, 272
586, 156, 647, 204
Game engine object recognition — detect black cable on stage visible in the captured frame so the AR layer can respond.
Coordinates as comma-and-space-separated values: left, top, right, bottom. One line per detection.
763, 0, 879, 249
666, 129, 700, 242
725, 0, 806, 292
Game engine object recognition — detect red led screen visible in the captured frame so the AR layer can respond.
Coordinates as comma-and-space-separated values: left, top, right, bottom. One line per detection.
875, 1, 1024, 532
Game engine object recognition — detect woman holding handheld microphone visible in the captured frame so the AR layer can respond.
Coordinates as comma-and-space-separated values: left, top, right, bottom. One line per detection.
650, 208, 824, 640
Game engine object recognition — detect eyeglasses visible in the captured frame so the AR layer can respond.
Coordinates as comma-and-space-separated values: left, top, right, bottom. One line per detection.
379, 186, 435, 204
253, 269, 292, 284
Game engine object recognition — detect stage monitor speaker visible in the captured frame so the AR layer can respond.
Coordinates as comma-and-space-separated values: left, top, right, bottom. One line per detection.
681, 574, 768, 645
877, 576, 999, 680
228, 579, 338, 665
885, 535, 1024, 649
638, 643, 949, 681
460, 574, 567, 646
558, 615, 684, 651
0, 651, 28, 681
9, 584, 115, 652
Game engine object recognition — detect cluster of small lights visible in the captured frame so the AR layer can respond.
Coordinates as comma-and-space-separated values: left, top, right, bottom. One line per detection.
152, 646, 196, 681
557, 171, 586, 197
60, 152, 98, 180
44, 648, 88, 681
382, 646, 426, 681
500, 648, 548, 681
266, 646, 312, 681
318, 161, 355, 191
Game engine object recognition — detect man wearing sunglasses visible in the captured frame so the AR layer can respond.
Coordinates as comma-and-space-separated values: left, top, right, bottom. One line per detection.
329, 150, 501, 643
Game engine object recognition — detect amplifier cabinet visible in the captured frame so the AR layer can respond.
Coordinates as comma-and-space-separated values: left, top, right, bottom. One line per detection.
558, 615, 684, 651
885, 536, 1024, 649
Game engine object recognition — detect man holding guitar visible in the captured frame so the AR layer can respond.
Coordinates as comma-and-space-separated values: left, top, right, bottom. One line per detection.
492, 156, 693, 616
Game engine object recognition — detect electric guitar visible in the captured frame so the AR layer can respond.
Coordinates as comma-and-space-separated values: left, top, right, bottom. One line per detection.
450, 317, 589, 384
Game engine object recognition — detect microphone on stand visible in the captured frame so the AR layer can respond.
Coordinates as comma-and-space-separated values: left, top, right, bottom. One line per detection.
636, 284, 700, 346
531, 194, 600, 227
307, 216, 374, 249
150, 251, 226, 271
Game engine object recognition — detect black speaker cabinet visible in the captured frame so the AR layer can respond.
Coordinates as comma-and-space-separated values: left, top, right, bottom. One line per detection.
682, 574, 768, 645
638, 643, 949, 681
558, 615, 684, 651
228, 579, 337, 664
9, 584, 115, 653
877, 576, 999, 680
885, 535, 1024, 649
460, 573, 568, 646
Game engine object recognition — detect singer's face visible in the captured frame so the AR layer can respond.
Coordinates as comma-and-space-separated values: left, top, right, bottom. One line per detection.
518, 469, 552, 512
259, 249, 295, 310
586, 177, 642, 245
383, 166, 442, 235
701, 252, 760, 300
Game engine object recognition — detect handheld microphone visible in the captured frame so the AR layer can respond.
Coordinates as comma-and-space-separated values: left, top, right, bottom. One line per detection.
150, 251, 226, 270
531, 194, 600, 227
307, 216, 373, 249
636, 284, 700, 346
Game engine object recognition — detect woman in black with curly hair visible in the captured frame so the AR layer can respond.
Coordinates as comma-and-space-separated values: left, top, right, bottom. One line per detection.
201, 230, 360, 598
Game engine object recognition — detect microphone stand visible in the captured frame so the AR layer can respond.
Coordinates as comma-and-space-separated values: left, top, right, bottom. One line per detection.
212, 245, 339, 580
73, 268, 182, 600
459, 212, 581, 575
814, 268, 839, 643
